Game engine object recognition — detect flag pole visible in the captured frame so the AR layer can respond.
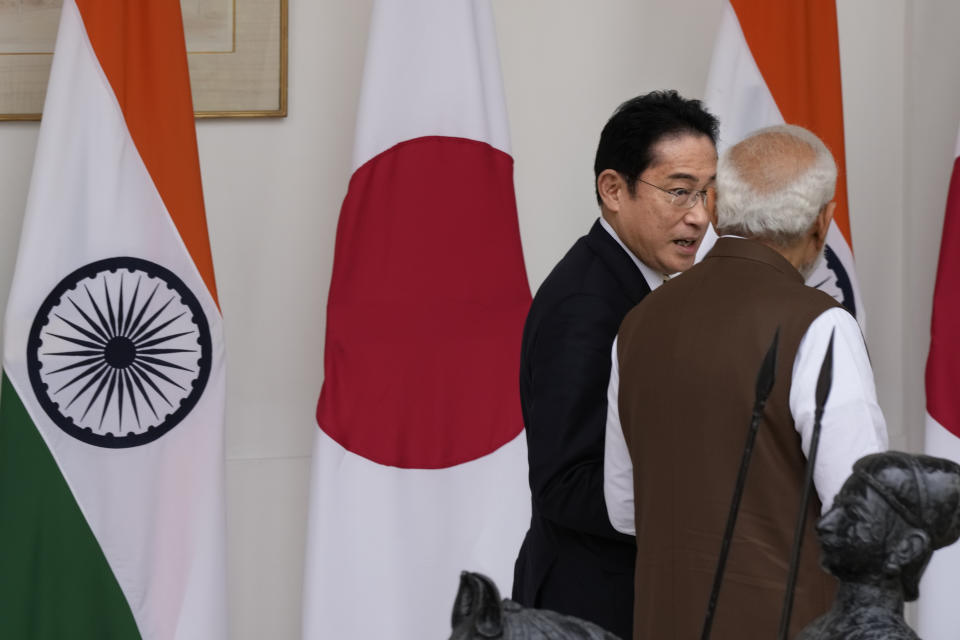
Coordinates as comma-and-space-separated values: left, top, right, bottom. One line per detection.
777, 329, 835, 639
701, 328, 779, 640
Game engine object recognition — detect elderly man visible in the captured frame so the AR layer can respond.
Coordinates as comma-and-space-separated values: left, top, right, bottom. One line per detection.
512, 91, 718, 639
603, 125, 888, 638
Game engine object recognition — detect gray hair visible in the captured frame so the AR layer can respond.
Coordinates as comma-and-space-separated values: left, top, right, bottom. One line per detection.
716, 124, 837, 244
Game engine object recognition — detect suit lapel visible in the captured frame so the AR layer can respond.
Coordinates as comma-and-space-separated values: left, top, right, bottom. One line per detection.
585, 219, 651, 304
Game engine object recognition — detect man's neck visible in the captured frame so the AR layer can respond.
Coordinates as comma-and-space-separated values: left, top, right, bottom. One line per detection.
757, 238, 808, 273
597, 216, 665, 290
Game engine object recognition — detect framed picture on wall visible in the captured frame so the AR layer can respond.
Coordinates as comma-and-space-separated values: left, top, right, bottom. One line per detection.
0, 0, 288, 120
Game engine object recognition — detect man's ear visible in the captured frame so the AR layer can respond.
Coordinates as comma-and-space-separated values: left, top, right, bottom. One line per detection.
597, 169, 625, 213
812, 201, 836, 251
884, 529, 931, 575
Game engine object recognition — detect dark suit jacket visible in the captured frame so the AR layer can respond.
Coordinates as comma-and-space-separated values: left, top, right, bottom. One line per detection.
512, 220, 650, 639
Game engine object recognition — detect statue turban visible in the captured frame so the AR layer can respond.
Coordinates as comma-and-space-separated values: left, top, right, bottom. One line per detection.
854, 452, 960, 550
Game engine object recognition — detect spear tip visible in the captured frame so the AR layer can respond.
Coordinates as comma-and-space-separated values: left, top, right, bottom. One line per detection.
755, 327, 780, 403
815, 330, 835, 410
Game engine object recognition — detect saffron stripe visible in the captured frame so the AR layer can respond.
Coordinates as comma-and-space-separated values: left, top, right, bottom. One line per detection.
73, 0, 219, 304
730, 0, 853, 248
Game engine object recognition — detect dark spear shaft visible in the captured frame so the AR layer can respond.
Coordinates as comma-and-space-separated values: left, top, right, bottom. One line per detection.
777, 329, 835, 639
700, 328, 780, 640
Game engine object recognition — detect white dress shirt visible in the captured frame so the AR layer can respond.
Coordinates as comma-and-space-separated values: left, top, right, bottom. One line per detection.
599, 217, 665, 291
603, 304, 889, 536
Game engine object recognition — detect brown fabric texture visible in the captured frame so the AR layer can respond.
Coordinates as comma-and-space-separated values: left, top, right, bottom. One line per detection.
617, 237, 841, 639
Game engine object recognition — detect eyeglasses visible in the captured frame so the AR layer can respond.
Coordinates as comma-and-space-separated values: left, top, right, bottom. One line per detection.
637, 178, 709, 210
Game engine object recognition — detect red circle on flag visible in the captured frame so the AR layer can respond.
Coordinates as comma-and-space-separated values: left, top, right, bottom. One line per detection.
926, 157, 960, 439
316, 137, 531, 469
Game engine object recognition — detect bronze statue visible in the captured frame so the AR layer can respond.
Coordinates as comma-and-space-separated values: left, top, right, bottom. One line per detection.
798, 452, 960, 639
449, 572, 621, 639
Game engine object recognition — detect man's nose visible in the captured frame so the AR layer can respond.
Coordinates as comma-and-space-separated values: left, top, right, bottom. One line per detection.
816, 509, 842, 536
684, 197, 710, 227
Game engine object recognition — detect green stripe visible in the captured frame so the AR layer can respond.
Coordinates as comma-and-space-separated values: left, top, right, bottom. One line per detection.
0, 373, 141, 639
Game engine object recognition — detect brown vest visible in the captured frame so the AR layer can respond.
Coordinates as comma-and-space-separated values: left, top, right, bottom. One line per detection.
617, 238, 841, 639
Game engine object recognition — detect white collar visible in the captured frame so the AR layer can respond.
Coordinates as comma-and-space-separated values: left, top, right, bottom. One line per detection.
598, 217, 666, 291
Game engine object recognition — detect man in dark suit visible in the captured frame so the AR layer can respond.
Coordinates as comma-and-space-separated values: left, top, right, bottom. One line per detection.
511, 91, 719, 638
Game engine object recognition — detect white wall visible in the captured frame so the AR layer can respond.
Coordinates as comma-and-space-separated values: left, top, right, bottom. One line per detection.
837, 0, 909, 448
0, 1, 957, 637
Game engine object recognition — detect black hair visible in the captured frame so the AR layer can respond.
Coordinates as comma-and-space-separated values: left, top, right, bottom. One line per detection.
593, 90, 719, 205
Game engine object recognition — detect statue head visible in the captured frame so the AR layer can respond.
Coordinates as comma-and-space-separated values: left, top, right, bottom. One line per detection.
816, 452, 960, 600
449, 572, 620, 639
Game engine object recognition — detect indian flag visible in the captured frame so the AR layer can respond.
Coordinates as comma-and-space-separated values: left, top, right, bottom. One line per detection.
918, 126, 960, 640
0, 1, 227, 638
704, 0, 865, 324
302, 0, 531, 637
